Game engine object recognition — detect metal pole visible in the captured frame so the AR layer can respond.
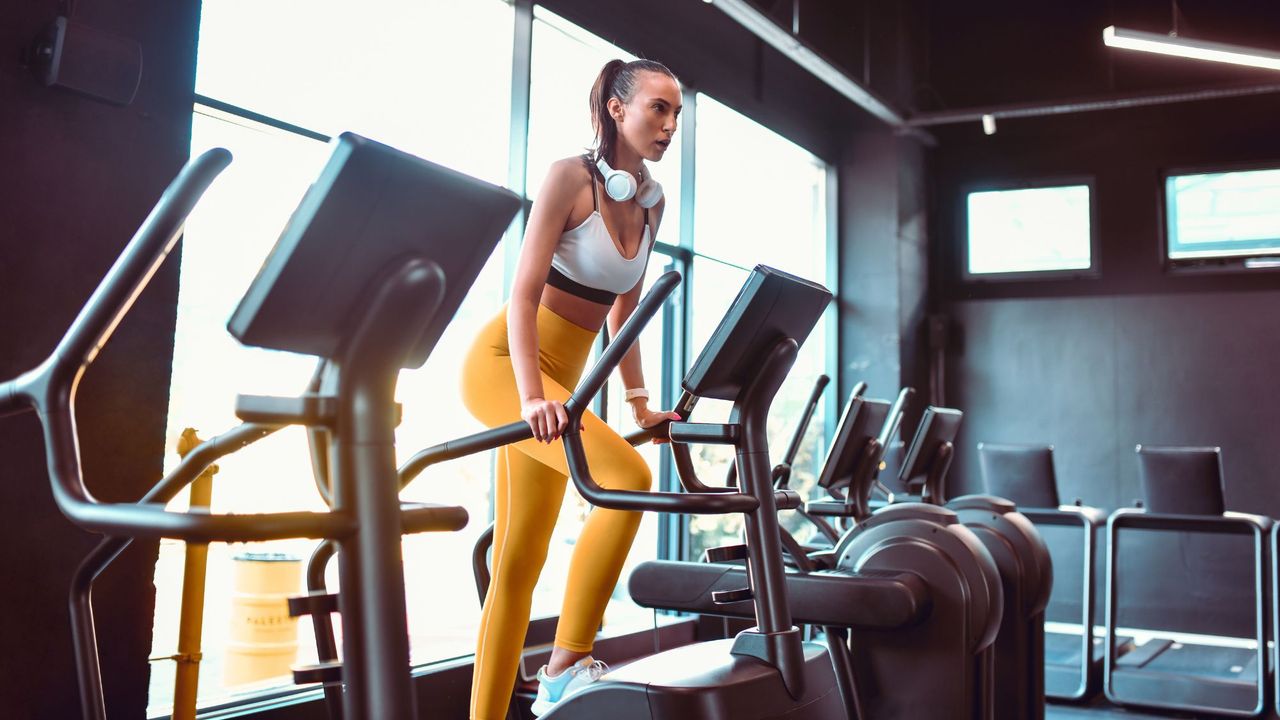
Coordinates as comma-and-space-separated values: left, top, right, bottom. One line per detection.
334, 257, 448, 719
172, 429, 217, 720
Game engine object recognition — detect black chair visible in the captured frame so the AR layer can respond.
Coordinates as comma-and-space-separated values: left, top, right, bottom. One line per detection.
977, 442, 1114, 703
1105, 445, 1270, 717
978, 443, 1060, 508
1136, 445, 1225, 516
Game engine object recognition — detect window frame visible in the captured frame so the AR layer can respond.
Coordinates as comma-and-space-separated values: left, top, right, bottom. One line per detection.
162, 2, 841, 715
959, 176, 1100, 283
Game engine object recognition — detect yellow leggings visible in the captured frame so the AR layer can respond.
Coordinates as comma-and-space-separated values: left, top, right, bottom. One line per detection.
460, 304, 652, 720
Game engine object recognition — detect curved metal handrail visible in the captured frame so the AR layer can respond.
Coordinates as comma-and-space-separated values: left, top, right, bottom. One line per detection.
1, 149, 363, 543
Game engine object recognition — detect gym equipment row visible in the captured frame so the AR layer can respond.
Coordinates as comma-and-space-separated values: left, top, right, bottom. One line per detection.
634, 378, 1055, 720
5, 133, 898, 720
982, 442, 1272, 718
4, 129, 1079, 720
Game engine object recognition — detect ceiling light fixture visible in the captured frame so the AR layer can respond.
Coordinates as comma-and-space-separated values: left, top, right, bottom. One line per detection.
1103, 26, 1280, 72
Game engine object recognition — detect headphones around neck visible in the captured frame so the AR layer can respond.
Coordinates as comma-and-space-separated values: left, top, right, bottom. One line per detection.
595, 154, 663, 209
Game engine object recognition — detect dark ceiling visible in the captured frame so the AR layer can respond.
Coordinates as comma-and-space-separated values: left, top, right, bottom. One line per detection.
748, 0, 1280, 113
543, 0, 1280, 156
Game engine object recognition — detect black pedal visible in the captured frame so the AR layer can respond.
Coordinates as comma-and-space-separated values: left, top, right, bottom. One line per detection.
293, 661, 343, 685
668, 422, 740, 445
235, 393, 405, 427
287, 591, 340, 618
236, 393, 337, 425
712, 587, 754, 604
703, 543, 749, 563
806, 500, 858, 517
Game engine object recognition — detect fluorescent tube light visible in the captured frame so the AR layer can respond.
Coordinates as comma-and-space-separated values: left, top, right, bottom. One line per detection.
1103, 25, 1280, 71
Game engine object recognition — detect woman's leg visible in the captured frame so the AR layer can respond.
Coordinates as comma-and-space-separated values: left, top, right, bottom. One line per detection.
467, 375, 652, 698
470, 446, 567, 720
550, 410, 653, 656
462, 305, 649, 715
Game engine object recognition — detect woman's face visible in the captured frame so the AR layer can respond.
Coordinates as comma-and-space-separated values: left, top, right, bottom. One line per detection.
612, 71, 682, 163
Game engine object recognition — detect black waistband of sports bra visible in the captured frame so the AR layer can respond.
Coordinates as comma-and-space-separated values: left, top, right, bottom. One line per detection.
546, 266, 617, 305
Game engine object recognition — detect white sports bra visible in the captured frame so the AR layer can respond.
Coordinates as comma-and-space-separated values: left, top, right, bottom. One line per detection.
546, 173, 653, 304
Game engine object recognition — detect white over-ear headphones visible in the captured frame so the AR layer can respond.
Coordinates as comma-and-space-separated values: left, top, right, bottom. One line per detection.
595, 154, 663, 209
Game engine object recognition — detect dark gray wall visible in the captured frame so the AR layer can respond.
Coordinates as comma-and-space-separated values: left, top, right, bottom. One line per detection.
947, 291, 1280, 514
838, 129, 930, 410
932, 93, 1280, 514
932, 93, 1280, 639
0, 1, 199, 717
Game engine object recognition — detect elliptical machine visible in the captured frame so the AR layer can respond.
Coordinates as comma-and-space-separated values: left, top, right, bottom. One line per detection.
307, 265, 855, 719
843, 402, 1053, 720
0, 134, 523, 720
630, 384, 1005, 719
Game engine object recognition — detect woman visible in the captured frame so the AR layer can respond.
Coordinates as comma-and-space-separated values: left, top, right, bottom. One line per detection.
461, 59, 682, 719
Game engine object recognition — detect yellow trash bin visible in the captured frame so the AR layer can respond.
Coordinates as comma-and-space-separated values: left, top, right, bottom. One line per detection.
224, 552, 302, 686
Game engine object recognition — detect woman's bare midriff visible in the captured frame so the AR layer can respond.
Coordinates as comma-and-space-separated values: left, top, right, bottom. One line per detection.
540, 284, 611, 332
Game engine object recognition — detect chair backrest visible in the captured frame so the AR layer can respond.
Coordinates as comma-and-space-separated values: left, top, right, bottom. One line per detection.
977, 442, 1060, 508
1135, 445, 1225, 516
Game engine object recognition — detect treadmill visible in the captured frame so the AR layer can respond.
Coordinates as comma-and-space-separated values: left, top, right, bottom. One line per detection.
1104, 445, 1270, 717
978, 442, 1122, 703
0, 133, 522, 720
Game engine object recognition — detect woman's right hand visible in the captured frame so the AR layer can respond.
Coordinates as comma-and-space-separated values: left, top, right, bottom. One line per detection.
521, 398, 569, 444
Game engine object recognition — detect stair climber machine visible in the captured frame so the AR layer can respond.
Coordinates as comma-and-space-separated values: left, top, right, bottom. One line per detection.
854, 403, 1054, 720
0, 133, 523, 720
632, 385, 1006, 719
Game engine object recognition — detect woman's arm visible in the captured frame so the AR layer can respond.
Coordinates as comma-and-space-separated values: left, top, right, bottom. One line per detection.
508, 159, 584, 442
607, 279, 647, 393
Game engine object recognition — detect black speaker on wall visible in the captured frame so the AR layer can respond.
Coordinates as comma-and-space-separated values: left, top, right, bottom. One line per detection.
30, 16, 143, 106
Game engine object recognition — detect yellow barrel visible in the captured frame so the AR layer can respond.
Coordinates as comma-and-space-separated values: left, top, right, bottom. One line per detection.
224, 552, 302, 686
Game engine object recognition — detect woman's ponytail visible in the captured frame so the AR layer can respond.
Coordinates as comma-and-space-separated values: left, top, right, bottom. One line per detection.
589, 59, 627, 166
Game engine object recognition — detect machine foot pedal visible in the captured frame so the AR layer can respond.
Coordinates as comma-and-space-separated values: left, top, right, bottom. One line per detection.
287, 591, 339, 618
712, 587, 753, 604
293, 661, 343, 685
704, 543, 748, 563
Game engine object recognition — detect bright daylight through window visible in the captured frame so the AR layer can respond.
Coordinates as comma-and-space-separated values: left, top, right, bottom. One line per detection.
149, 2, 834, 716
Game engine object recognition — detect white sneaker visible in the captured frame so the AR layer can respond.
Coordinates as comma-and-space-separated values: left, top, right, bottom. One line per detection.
529, 656, 610, 716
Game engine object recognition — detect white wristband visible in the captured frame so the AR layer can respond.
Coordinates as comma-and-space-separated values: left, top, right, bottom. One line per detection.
624, 388, 650, 402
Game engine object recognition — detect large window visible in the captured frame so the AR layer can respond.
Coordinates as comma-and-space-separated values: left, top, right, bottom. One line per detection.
687, 94, 832, 563
154, 5, 833, 717
964, 183, 1095, 278
524, 7, 682, 634
195, 0, 513, 186
526, 8, 683, 224
150, 1, 513, 715
1166, 167, 1280, 263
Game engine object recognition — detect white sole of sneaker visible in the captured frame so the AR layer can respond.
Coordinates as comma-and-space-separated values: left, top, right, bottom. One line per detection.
529, 696, 555, 717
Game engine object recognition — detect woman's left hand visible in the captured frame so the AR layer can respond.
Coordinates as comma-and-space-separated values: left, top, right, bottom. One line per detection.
634, 405, 681, 444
